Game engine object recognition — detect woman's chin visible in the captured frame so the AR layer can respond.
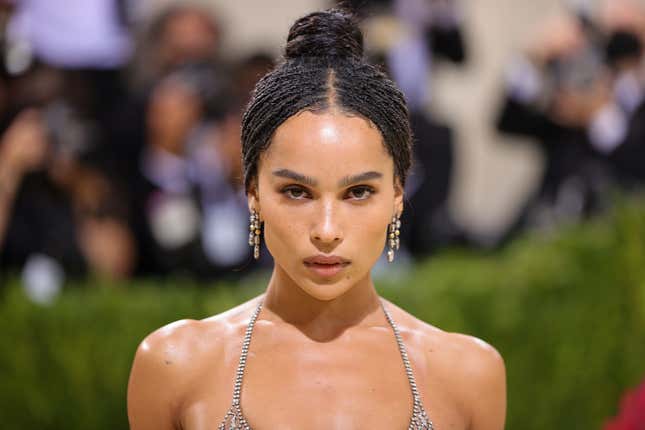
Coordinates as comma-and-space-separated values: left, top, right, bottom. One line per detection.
273, 263, 366, 301
298, 275, 357, 301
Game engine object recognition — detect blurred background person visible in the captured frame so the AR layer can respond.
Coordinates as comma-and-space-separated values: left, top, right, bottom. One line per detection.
340, 0, 470, 258
127, 64, 213, 277
0, 0, 642, 284
128, 2, 221, 90
2, 0, 134, 161
598, 0, 645, 190
196, 52, 275, 274
494, 0, 645, 245
0, 0, 137, 298
0, 105, 135, 287
107, 2, 223, 187
127, 54, 274, 278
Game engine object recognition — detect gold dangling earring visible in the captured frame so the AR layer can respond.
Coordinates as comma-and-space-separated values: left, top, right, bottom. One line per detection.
248, 210, 261, 260
387, 214, 401, 263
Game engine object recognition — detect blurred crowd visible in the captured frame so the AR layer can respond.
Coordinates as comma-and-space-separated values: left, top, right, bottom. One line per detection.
0, 0, 275, 293
0, 0, 644, 293
495, 0, 645, 245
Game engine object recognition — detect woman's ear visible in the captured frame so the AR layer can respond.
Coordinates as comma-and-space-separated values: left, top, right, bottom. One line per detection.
394, 178, 404, 217
247, 179, 260, 214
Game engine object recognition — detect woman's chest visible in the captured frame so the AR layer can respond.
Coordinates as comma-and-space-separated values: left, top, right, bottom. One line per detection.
181, 391, 466, 430
179, 337, 468, 430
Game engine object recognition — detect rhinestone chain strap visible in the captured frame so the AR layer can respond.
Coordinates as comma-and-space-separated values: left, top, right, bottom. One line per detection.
218, 300, 263, 430
218, 299, 434, 430
381, 300, 435, 430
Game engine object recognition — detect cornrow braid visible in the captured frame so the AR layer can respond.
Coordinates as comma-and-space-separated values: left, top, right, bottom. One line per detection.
241, 8, 412, 192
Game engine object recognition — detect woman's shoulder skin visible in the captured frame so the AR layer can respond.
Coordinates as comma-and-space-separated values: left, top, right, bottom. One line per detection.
127, 298, 261, 430
383, 299, 507, 430
128, 297, 506, 430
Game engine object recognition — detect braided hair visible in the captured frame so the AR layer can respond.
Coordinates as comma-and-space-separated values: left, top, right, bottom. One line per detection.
241, 8, 412, 192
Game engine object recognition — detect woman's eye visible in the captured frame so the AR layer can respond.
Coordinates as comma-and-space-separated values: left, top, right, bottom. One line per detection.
282, 186, 310, 200
346, 186, 374, 200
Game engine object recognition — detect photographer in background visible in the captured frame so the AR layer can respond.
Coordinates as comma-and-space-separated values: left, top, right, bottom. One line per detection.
0, 0, 138, 297
598, 0, 645, 189
129, 60, 269, 279
494, 0, 645, 244
2, 0, 133, 159
106, 2, 224, 207
0, 66, 136, 298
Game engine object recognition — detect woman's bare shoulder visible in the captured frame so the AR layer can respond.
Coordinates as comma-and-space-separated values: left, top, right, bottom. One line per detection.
381, 298, 504, 370
421, 326, 506, 429
133, 295, 263, 370
382, 298, 507, 429
128, 296, 262, 395
418, 321, 504, 377
127, 296, 263, 429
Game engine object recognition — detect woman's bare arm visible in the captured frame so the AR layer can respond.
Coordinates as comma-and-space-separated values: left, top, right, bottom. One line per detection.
0, 110, 48, 250
127, 320, 199, 430
454, 334, 507, 430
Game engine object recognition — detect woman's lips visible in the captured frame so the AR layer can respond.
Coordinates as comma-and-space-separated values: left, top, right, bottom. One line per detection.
303, 255, 350, 277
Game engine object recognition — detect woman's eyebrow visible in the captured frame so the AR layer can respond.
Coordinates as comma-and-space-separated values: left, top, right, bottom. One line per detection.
272, 169, 317, 186
338, 171, 383, 187
272, 169, 383, 187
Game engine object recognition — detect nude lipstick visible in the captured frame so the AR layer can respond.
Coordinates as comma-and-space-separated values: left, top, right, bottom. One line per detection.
303, 255, 350, 278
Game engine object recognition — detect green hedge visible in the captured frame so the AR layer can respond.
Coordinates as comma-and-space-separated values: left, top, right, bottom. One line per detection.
2, 201, 645, 430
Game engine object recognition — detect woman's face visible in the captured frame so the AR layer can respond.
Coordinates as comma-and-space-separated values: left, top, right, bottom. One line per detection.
252, 110, 403, 301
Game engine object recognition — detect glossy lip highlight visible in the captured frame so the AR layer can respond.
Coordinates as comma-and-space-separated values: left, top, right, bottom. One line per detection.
303, 254, 351, 278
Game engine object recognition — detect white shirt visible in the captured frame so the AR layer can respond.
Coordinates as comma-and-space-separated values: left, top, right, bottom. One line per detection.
8, 0, 132, 68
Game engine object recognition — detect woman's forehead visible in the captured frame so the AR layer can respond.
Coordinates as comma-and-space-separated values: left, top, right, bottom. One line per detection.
259, 110, 392, 179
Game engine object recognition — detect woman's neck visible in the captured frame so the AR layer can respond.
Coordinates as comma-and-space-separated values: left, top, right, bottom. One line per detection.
262, 266, 384, 341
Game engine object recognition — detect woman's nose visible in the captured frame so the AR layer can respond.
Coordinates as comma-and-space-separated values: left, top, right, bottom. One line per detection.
310, 201, 343, 246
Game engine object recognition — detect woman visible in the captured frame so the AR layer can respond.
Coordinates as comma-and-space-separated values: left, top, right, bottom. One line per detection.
127, 8, 506, 430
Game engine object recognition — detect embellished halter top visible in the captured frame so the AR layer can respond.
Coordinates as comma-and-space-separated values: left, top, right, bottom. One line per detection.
218, 299, 435, 430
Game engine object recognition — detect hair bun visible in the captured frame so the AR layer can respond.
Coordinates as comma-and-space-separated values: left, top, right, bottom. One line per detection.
285, 9, 364, 61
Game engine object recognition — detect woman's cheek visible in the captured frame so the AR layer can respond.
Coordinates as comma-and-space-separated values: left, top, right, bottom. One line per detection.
262, 208, 304, 264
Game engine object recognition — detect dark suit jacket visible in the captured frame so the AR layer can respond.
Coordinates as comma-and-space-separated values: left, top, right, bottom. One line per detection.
610, 100, 645, 188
